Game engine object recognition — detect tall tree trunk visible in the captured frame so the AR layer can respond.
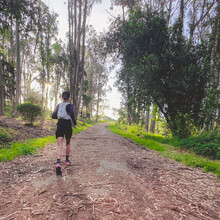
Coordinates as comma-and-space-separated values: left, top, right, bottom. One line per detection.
68, 0, 74, 102
214, 0, 220, 86
41, 80, 45, 109
89, 69, 94, 119
145, 106, 150, 132
13, 19, 21, 117
150, 116, 156, 134
74, 0, 82, 116
189, 0, 196, 42
156, 112, 160, 134
76, 0, 88, 118
96, 72, 102, 122
179, 0, 185, 34
167, 0, 173, 26
0, 57, 4, 115
127, 79, 132, 125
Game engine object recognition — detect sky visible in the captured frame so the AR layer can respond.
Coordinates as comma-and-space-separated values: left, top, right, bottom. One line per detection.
42, 0, 122, 119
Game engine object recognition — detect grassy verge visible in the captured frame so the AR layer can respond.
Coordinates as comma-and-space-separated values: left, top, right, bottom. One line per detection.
0, 121, 93, 162
109, 124, 220, 178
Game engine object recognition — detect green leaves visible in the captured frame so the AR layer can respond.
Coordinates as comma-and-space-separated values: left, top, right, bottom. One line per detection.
106, 7, 212, 138
17, 103, 42, 125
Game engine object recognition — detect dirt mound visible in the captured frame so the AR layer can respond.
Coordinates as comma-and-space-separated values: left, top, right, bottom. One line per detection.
0, 116, 55, 142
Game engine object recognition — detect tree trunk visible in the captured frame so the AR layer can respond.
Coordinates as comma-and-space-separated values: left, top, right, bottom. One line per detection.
13, 19, 21, 117
179, 0, 185, 34
68, 0, 74, 102
150, 116, 156, 134
167, 0, 173, 26
74, 0, 82, 116
189, 0, 196, 42
41, 81, 45, 109
156, 120, 160, 134
127, 80, 132, 125
96, 72, 101, 122
214, 0, 220, 85
76, 0, 88, 118
0, 57, 4, 115
145, 107, 150, 132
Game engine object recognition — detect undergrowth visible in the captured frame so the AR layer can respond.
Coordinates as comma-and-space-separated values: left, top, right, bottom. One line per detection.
0, 121, 93, 162
0, 126, 19, 147
109, 123, 220, 178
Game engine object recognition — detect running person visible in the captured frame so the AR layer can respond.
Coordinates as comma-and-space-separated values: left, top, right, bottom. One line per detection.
52, 91, 77, 175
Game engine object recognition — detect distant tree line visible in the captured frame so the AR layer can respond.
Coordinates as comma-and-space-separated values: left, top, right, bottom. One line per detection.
0, 0, 108, 121
106, 0, 219, 138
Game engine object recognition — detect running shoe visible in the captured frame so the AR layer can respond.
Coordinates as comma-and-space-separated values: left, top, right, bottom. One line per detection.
64, 160, 71, 165
56, 163, 62, 175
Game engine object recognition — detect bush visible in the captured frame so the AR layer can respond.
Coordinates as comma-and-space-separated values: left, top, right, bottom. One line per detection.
0, 126, 18, 147
179, 131, 220, 159
17, 103, 42, 125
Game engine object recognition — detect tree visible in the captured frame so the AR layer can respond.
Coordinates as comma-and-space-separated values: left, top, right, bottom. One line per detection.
0, 55, 3, 114
36, 1, 58, 111
0, 0, 41, 115
51, 41, 68, 108
85, 27, 108, 120
106, 8, 211, 138
67, 0, 102, 119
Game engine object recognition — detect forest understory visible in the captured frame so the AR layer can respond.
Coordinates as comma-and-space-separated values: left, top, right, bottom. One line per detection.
0, 124, 219, 220
0, 116, 55, 144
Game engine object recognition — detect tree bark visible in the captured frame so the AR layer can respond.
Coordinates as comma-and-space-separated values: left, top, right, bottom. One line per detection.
68, 0, 74, 102
96, 72, 101, 122
0, 57, 4, 115
167, 0, 173, 26
150, 116, 156, 134
145, 107, 150, 132
214, 0, 220, 85
76, 0, 88, 118
179, 0, 185, 34
13, 19, 21, 117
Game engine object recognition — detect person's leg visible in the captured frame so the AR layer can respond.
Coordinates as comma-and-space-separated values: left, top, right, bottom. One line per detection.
66, 138, 71, 157
65, 122, 72, 165
64, 138, 71, 165
57, 137, 64, 162
55, 121, 64, 174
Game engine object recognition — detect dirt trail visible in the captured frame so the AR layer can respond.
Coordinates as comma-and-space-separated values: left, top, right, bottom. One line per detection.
0, 124, 219, 220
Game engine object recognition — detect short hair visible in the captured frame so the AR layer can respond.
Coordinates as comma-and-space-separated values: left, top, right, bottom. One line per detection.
62, 91, 70, 101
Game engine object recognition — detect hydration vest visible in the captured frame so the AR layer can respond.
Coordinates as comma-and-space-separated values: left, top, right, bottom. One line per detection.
57, 102, 71, 120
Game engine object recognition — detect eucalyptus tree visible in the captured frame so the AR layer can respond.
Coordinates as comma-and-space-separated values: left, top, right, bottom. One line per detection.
110, 0, 142, 19
0, 0, 39, 115
67, 0, 102, 119
202, 1, 220, 131
51, 40, 68, 108
106, 8, 211, 138
85, 27, 108, 120
36, 1, 58, 110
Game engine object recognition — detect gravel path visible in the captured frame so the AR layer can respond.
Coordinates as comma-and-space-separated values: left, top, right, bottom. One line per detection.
0, 124, 219, 220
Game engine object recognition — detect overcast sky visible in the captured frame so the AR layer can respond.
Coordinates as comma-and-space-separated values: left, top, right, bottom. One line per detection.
42, 0, 122, 119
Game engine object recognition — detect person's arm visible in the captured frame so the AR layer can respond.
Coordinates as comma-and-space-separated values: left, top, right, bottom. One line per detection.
66, 104, 77, 126
52, 105, 59, 119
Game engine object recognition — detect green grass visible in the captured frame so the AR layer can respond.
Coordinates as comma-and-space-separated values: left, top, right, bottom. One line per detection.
109, 123, 220, 178
0, 121, 93, 162
0, 136, 56, 161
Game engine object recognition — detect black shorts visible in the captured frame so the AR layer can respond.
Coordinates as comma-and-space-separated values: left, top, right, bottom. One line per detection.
56, 119, 72, 139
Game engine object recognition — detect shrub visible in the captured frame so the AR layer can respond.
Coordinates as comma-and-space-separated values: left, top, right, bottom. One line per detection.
179, 131, 220, 159
0, 126, 18, 147
17, 103, 42, 125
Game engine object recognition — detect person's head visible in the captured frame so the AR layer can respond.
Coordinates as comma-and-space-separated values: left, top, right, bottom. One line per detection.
62, 91, 70, 102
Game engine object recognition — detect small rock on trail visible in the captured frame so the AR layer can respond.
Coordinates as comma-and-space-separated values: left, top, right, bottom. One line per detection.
0, 124, 219, 220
